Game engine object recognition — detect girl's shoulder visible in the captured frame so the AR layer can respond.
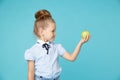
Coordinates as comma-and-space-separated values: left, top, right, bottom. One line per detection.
52, 43, 64, 49
24, 43, 40, 60
52, 42, 62, 46
52, 43, 66, 56
26, 43, 40, 52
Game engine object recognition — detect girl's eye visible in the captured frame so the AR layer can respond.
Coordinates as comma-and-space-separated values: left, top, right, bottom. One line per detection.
52, 30, 55, 32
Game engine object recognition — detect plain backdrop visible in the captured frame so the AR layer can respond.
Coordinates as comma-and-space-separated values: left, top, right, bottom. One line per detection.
0, 0, 120, 80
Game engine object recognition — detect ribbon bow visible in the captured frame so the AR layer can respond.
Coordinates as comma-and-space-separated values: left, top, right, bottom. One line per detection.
42, 43, 50, 54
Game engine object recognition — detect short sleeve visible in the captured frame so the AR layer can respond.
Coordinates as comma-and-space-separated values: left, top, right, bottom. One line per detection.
24, 49, 35, 61
57, 44, 66, 56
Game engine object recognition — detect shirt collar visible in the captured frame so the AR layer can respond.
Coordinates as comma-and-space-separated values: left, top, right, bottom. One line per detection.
37, 39, 50, 45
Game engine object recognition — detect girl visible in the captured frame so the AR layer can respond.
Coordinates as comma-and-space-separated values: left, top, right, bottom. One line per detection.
24, 9, 90, 80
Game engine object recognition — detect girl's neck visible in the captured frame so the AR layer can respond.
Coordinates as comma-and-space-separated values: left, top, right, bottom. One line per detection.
38, 37, 48, 42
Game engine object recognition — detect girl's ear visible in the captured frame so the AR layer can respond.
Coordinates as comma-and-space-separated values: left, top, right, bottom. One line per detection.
38, 28, 44, 37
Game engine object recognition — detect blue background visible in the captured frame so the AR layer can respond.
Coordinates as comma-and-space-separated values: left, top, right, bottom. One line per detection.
0, 0, 120, 80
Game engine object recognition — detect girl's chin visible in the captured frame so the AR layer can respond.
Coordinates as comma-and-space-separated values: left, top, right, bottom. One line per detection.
49, 38, 55, 42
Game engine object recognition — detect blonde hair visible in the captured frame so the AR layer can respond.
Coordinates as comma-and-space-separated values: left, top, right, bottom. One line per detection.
34, 9, 55, 38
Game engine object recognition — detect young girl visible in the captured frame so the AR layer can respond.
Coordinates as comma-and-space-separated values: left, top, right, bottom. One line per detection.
24, 9, 90, 80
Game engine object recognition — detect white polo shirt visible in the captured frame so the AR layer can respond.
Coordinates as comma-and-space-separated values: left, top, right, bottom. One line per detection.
24, 39, 66, 78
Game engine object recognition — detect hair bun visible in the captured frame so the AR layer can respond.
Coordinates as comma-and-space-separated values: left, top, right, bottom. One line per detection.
35, 9, 52, 20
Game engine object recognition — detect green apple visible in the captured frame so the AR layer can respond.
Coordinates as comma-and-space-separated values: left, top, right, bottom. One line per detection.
81, 30, 90, 38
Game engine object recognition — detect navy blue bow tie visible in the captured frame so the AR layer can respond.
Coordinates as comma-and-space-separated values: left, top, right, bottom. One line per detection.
42, 43, 50, 54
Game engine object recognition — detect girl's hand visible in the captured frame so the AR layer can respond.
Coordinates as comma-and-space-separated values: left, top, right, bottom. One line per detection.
80, 35, 90, 44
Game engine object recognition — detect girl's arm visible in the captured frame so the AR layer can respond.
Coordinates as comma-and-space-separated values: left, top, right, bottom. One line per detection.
62, 35, 90, 62
28, 61, 34, 80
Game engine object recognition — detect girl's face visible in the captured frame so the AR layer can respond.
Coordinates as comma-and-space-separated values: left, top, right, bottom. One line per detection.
39, 22, 56, 42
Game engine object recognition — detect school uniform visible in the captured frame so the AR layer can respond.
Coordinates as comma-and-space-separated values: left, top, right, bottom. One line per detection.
24, 39, 66, 80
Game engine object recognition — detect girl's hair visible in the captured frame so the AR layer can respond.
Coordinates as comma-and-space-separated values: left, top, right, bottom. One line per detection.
34, 9, 55, 38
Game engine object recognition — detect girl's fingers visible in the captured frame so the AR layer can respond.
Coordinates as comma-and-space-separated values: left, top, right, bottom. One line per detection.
85, 35, 90, 42
80, 35, 90, 44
